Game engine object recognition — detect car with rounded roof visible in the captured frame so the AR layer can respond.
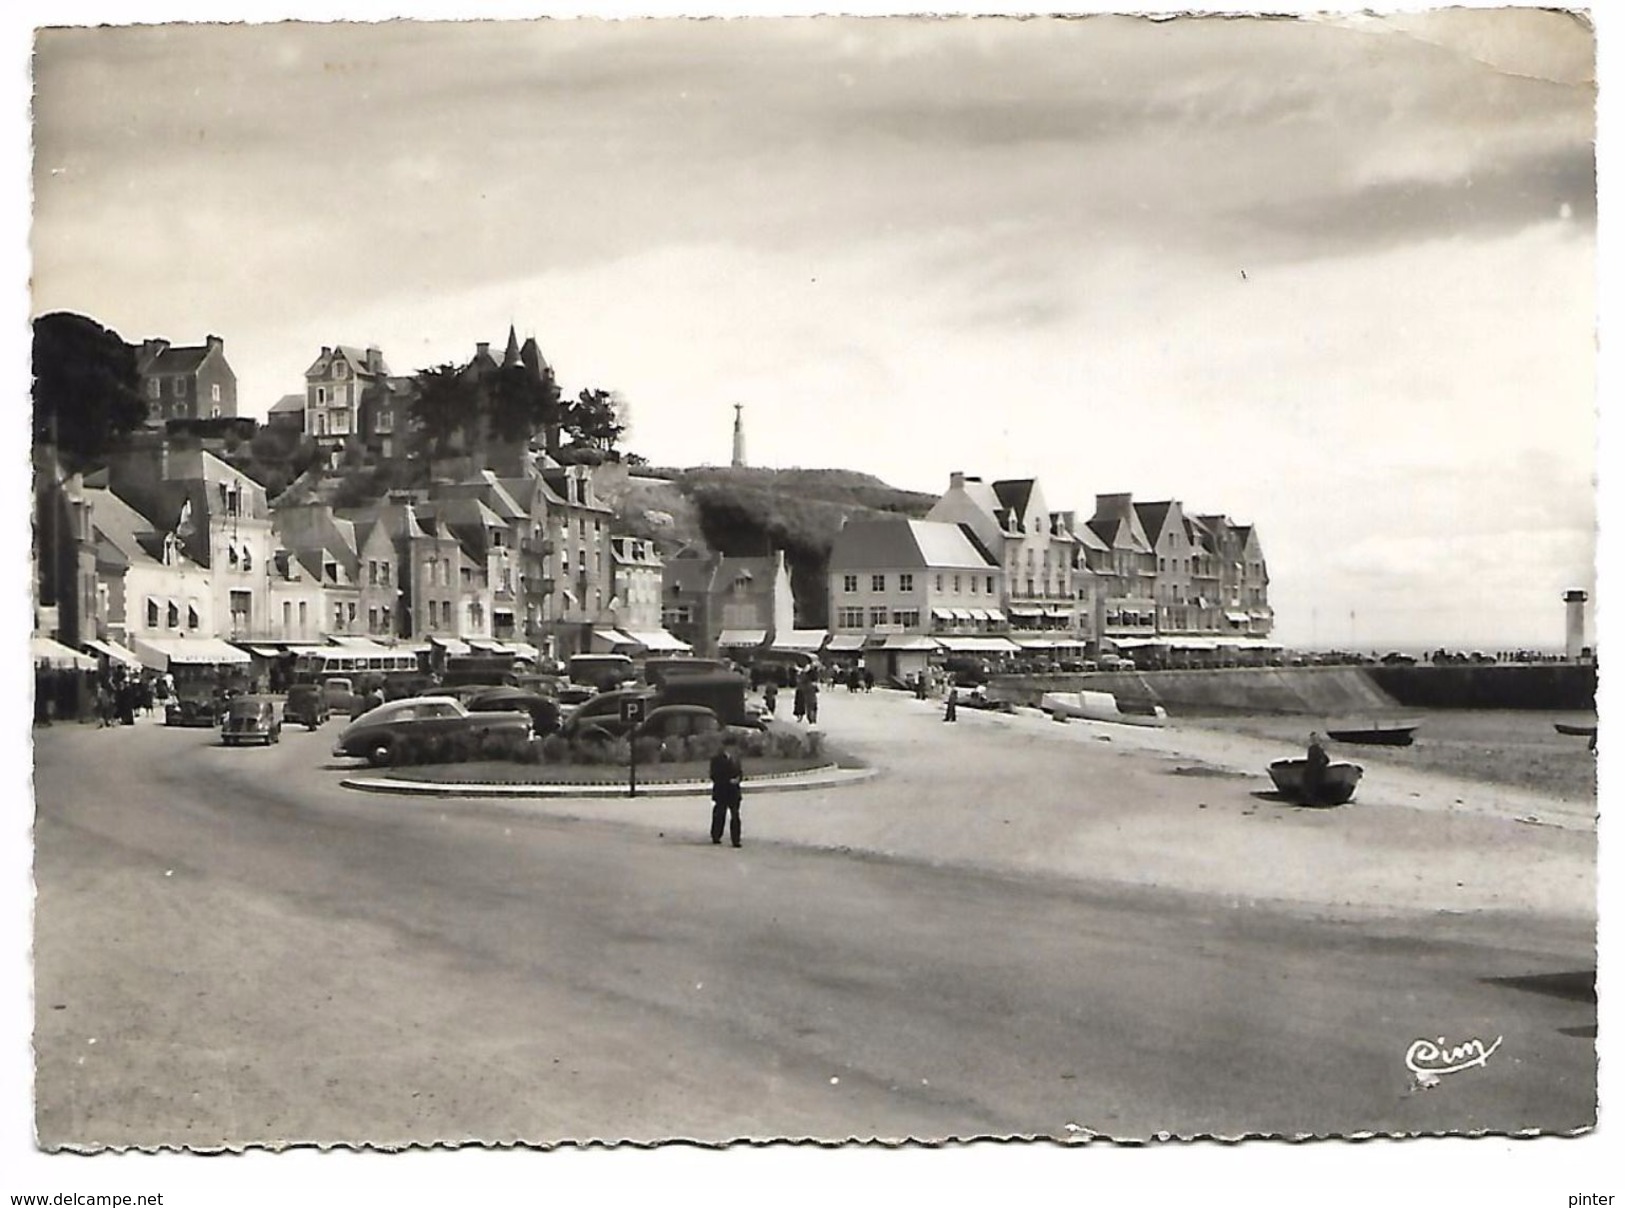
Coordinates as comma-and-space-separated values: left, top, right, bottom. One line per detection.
333, 695, 532, 766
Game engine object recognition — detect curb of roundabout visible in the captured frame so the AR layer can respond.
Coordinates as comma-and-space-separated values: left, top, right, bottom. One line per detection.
339, 764, 878, 799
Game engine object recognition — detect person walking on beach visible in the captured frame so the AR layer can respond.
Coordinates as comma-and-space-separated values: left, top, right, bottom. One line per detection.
709, 735, 745, 848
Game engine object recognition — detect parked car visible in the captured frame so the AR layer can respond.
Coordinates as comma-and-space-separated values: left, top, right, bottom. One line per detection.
322, 676, 365, 714
641, 657, 733, 689
333, 695, 533, 766
165, 695, 223, 728
1380, 652, 1418, 666
283, 683, 331, 729
560, 687, 656, 739
463, 686, 562, 736
567, 654, 638, 693
221, 696, 282, 746
1096, 654, 1138, 672
572, 703, 723, 744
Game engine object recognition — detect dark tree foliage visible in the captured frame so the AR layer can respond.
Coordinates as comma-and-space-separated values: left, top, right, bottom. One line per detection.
408, 363, 469, 457
32, 311, 148, 467
490, 363, 562, 444
561, 387, 627, 453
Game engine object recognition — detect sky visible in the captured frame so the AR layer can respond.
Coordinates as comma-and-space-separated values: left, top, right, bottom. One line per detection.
24, 7, 1600, 649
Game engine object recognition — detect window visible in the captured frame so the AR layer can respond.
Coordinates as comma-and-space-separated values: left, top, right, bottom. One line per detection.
166, 601, 179, 628
211, 384, 221, 403
316, 387, 327, 405
146, 598, 159, 628
347, 603, 357, 625
899, 573, 914, 593
298, 601, 307, 633
869, 606, 888, 628
987, 576, 995, 594
369, 608, 379, 633
188, 604, 200, 630
381, 606, 391, 633
871, 574, 885, 592
953, 575, 961, 593
936, 575, 943, 592
173, 378, 184, 397
368, 560, 378, 585
969, 577, 978, 595
892, 609, 920, 628
334, 361, 347, 379
241, 549, 251, 573
229, 544, 239, 567
837, 607, 864, 628
334, 603, 346, 631
843, 575, 858, 593
147, 379, 160, 399
381, 562, 391, 586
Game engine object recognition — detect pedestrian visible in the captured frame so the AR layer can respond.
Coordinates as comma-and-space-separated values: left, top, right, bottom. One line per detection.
1304, 732, 1330, 804
803, 673, 820, 724
709, 735, 745, 848
792, 679, 806, 722
943, 686, 958, 722
95, 681, 114, 728
847, 665, 858, 693
762, 679, 778, 716
863, 667, 874, 692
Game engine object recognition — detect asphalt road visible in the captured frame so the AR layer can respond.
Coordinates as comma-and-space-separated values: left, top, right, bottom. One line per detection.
32, 705, 1596, 1148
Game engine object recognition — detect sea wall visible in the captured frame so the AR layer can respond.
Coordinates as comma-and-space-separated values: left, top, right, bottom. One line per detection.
1367, 663, 1596, 711
989, 667, 1395, 716
988, 663, 1597, 715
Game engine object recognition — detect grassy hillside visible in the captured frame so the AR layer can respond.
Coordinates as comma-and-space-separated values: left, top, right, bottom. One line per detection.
606, 466, 939, 627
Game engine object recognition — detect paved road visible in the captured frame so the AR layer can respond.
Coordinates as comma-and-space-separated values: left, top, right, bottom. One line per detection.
32, 701, 1595, 1147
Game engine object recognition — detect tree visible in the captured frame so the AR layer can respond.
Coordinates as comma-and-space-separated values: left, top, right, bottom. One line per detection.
408, 363, 469, 458
561, 387, 627, 454
490, 362, 562, 444
32, 311, 148, 467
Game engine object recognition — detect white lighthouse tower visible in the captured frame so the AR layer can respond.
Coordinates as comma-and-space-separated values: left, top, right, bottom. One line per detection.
731, 403, 746, 468
1563, 589, 1588, 660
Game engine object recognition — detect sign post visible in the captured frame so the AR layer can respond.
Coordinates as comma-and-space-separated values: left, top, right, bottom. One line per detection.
620, 696, 646, 797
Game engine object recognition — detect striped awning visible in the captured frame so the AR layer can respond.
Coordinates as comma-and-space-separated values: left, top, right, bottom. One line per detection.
826, 634, 867, 651
717, 629, 768, 647
429, 637, 472, 657
132, 636, 252, 670
870, 634, 941, 651
773, 629, 828, 652
939, 636, 1023, 653
623, 630, 691, 653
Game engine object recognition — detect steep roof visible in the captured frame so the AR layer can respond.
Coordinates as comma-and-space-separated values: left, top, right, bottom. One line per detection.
138, 344, 212, 375
991, 479, 1036, 523
86, 487, 166, 570
832, 519, 997, 571
269, 393, 306, 414
1133, 501, 1177, 544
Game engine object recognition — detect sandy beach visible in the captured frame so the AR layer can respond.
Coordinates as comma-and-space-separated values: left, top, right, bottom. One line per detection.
444, 689, 1596, 941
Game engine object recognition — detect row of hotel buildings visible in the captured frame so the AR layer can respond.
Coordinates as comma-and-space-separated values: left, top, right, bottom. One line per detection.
33, 327, 1272, 678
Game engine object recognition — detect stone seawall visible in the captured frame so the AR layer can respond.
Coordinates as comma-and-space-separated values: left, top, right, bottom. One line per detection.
988, 663, 1597, 715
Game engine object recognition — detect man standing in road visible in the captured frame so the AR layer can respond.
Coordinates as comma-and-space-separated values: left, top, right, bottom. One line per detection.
709, 735, 745, 848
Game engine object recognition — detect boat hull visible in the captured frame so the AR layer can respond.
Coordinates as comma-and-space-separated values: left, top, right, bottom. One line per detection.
1267, 758, 1363, 805
1325, 726, 1416, 747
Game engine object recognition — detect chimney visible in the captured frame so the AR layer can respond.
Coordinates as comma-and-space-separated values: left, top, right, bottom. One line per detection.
367, 346, 383, 373
950, 471, 965, 491
205, 334, 223, 355
321, 346, 331, 358
476, 342, 491, 358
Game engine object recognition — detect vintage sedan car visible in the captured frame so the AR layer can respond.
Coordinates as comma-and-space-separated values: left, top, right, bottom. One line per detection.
333, 695, 533, 766
570, 702, 723, 744
283, 684, 331, 729
463, 686, 562, 736
221, 695, 282, 746
166, 695, 224, 728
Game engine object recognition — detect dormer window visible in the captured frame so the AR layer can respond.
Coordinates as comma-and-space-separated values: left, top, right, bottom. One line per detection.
228, 544, 239, 567
334, 361, 347, 379
241, 549, 252, 573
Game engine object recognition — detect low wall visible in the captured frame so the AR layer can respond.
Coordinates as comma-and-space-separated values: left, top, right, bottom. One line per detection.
1368, 663, 1596, 711
990, 667, 1395, 716
989, 663, 1598, 715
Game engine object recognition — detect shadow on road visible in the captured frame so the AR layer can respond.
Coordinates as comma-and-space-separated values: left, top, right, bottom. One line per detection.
1482, 970, 1596, 1004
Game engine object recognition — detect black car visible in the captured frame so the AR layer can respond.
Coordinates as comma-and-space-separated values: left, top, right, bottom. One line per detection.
283, 684, 330, 729
221, 696, 282, 746
464, 686, 562, 736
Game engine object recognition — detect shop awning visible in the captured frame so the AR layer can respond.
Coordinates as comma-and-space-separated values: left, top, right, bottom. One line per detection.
931, 607, 955, 621
1225, 612, 1251, 625
1009, 606, 1042, 618
964, 608, 990, 622
717, 629, 768, 647
1172, 638, 1217, 651
1110, 638, 1165, 651
84, 638, 142, 669
983, 609, 1007, 625
429, 637, 472, 657
247, 645, 286, 658
132, 636, 252, 670
951, 608, 975, 621
466, 638, 504, 653
871, 634, 941, 651
500, 641, 541, 660
325, 638, 399, 657
826, 634, 867, 651
772, 629, 828, 652
939, 636, 1023, 653
33, 636, 96, 670
1044, 607, 1073, 619
623, 630, 691, 653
